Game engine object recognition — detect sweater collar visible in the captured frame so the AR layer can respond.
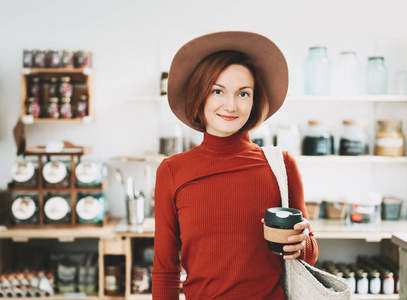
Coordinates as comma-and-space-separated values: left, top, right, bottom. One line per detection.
198, 130, 254, 156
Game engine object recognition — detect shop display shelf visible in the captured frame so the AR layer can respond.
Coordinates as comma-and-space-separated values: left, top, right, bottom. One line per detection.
286, 95, 407, 102
22, 67, 93, 75
295, 155, 407, 164
351, 294, 399, 299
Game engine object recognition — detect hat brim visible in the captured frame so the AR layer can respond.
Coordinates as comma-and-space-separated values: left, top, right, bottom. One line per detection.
167, 31, 289, 131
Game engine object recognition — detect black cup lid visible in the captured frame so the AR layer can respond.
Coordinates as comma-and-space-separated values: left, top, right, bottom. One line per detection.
264, 207, 303, 228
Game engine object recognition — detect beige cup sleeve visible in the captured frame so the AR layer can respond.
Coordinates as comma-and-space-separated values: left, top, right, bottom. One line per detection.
263, 224, 302, 244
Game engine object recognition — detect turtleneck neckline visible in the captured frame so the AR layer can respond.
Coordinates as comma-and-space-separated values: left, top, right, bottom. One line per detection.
197, 131, 254, 156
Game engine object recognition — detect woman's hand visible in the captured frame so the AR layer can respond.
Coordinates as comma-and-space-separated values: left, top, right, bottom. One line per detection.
282, 219, 310, 260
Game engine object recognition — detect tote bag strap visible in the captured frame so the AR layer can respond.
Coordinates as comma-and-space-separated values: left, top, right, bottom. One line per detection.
261, 146, 289, 208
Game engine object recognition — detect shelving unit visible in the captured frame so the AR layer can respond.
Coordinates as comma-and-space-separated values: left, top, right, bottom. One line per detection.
20, 67, 94, 124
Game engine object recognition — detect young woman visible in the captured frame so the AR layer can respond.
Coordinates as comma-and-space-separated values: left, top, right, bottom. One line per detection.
152, 31, 319, 299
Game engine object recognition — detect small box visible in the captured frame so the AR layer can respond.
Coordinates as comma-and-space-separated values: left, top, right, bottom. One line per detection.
305, 201, 321, 219
325, 201, 346, 219
382, 197, 403, 220
346, 192, 382, 226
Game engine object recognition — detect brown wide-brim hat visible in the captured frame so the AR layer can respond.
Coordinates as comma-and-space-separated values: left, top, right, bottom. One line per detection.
167, 31, 289, 131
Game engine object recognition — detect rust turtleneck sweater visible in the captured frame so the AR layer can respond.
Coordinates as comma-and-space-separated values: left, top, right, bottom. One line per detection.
152, 131, 319, 299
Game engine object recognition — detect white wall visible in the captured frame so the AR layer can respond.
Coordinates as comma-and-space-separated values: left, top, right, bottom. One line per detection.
1, 0, 407, 220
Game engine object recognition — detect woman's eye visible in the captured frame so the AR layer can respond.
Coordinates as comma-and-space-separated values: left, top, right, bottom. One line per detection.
239, 92, 250, 97
213, 89, 222, 95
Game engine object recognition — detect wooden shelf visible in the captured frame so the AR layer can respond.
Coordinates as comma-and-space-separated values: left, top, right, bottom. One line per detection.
286, 95, 407, 102
311, 219, 407, 241
22, 67, 92, 75
126, 294, 186, 300
295, 155, 407, 164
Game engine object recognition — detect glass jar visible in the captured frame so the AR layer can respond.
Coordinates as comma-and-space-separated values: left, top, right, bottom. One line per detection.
23, 49, 34, 68
374, 120, 405, 157
336, 51, 361, 95
59, 77, 73, 98
76, 193, 106, 224
76, 95, 88, 117
49, 77, 58, 97
160, 72, 168, 96
61, 50, 74, 68
382, 271, 395, 294
339, 120, 368, 155
46, 49, 60, 68
104, 265, 122, 296
47, 97, 60, 118
131, 265, 150, 294
302, 120, 334, 155
26, 97, 40, 118
304, 46, 331, 95
42, 160, 70, 188
11, 159, 38, 188
356, 271, 368, 294
43, 194, 71, 224
60, 97, 72, 119
33, 49, 46, 68
249, 123, 272, 147
11, 194, 39, 225
365, 56, 387, 95
74, 50, 92, 68
369, 271, 381, 294
343, 271, 356, 294
29, 77, 41, 98
75, 159, 106, 187
159, 123, 184, 156
275, 123, 301, 155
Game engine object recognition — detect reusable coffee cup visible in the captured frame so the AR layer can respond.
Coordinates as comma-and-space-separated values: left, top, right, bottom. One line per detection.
264, 207, 303, 255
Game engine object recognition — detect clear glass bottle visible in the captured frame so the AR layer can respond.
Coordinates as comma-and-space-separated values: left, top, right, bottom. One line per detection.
382, 271, 395, 294
369, 270, 381, 294
365, 56, 387, 95
356, 271, 368, 294
302, 120, 334, 155
339, 120, 369, 155
343, 271, 356, 294
374, 120, 405, 157
337, 51, 361, 95
304, 46, 331, 95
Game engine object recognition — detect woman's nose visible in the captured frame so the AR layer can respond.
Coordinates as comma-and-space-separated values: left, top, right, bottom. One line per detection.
224, 95, 237, 112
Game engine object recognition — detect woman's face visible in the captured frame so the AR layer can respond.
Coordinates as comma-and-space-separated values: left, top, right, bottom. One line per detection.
204, 64, 254, 137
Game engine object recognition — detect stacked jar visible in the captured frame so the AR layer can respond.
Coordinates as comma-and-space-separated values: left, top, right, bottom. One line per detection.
302, 120, 334, 155
374, 120, 405, 156
339, 120, 369, 156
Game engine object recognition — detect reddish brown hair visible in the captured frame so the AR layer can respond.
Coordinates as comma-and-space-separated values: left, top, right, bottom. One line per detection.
184, 50, 269, 132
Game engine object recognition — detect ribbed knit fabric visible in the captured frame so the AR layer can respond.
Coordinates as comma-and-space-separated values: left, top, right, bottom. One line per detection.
152, 131, 319, 299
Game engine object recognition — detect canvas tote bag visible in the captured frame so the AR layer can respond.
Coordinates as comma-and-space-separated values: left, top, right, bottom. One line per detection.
261, 146, 351, 300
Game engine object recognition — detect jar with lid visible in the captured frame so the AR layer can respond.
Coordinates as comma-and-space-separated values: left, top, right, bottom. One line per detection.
104, 259, 123, 296
23, 49, 34, 68
131, 265, 150, 294
160, 72, 168, 96
249, 123, 272, 147
159, 123, 184, 156
11, 158, 38, 188
374, 120, 405, 156
33, 49, 46, 68
48, 77, 58, 97
75, 95, 88, 117
61, 50, 74, 68
343, 271, 356, 294
76, 193, 106, 224
304, 46, 331, 95
46, 49, 60, 68
29, 77, 41, 98
275, 123, 301, 155
336, 51, 361, 95
74, 50, 92, 68
302, 120, 334, 155
26, 97, 40, 118
339, 120, 368, 155
43, 194, 71, 224
382, 271, 395, 294
42, 160, 70, 188
59, 77, 73, 98
11, 194, 39, 225
75, 159, 106, 187
60, 97, 72, 118
365, 56, 387, 95
47, 97, 60, 118
356, 271, 368, 294
369, 270, 381, 294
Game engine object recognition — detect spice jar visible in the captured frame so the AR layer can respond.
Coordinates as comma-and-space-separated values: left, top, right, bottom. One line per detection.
23, 49, 34, 68
382, 271, 395, 294
374, 120, 405, 157
160, 72, 168, 96
46, 49, 60, 68
302, 120, 334, 155
43, 194, 71, 224
74, 50, 92, 68
59, 77, 73, 98
49, 77, 58, 97
29, 77, 41, 98
339, 120, 369, 155
33, 49, 46, 68
76, 95, 88, 117
104, 265, 122, 295
60, 97, 72, 118
369, 270, 381, 294
47, 97, 60, 118
26, 97, 40, 118
11, 194, 39, 225
61, 50, 74, 68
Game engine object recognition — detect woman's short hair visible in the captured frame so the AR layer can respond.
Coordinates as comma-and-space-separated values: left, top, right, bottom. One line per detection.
184, 50, 269, 132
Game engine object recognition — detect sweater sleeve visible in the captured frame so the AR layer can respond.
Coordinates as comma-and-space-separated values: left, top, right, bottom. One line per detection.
283, 151, 319, 266
152, 160, 182, 299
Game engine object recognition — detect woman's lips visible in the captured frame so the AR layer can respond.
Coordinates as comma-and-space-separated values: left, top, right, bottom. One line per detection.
218, 114, 238, 121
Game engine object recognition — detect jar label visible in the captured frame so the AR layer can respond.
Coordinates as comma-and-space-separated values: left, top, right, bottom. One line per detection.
375, 138, 403, 147
339, 139, 368, 155
44, 196, 70, 220
11, 161, 35, 182
43, 161, 67, 184
76, 196, 101, 220
12, 197, 36, 220
105, 275, 117, 291
75, 161, 100, 184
